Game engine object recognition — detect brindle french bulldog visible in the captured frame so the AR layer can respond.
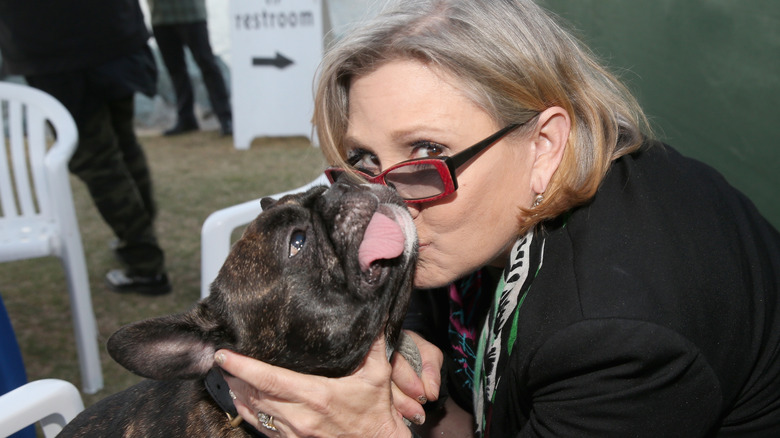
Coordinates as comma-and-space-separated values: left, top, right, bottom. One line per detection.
59, 180, 418, 437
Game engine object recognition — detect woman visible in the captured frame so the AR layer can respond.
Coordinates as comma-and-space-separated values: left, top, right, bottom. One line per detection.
216, 0, 780, 436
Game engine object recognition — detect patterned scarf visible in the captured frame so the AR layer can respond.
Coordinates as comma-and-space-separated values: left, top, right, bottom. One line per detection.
474, 231, 545, 436
448, 270, 484, 394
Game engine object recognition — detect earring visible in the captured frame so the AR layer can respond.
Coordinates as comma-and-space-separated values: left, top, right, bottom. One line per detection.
532, 193, 544, 208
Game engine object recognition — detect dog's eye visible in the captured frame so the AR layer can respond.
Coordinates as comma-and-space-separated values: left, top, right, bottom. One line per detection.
289, 230, 306, 257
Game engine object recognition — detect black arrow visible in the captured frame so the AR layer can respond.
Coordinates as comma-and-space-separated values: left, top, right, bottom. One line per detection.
252, 52, 294, 69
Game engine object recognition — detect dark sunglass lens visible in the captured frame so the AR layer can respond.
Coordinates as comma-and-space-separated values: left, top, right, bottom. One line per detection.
385, 163, 446, 200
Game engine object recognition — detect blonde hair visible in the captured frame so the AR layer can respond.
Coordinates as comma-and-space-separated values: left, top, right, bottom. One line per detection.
314, 0, 650, 233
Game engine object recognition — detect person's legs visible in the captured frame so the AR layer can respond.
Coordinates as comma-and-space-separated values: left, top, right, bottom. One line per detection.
108, 97, 156, 219
104, 95, 167, 278
26, 72, 170, 294
180, 21, 232, 135
153, 23, 198, 134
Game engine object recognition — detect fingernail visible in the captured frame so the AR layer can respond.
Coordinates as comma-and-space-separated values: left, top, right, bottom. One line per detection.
412, 413, 425, 425
215, 351, 226, 365
431, 382, 440, 398
417, 395, 427, 404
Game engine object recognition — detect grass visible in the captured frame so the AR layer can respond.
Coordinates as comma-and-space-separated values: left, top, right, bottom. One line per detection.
0, 129, 326, 408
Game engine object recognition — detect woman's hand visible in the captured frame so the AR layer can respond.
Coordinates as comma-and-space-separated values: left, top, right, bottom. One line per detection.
390, 331, 444, 420
216, 335, 413, 438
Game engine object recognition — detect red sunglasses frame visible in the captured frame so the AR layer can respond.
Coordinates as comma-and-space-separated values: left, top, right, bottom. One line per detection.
324, 123, 523, 204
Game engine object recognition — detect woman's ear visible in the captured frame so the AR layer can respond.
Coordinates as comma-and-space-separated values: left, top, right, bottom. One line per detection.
529, 106, 570, 195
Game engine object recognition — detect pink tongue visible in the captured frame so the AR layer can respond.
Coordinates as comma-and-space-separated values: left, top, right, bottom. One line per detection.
358, 212, 406, 271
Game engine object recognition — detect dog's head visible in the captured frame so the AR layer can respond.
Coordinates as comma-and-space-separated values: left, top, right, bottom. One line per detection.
107, 180, 417, 380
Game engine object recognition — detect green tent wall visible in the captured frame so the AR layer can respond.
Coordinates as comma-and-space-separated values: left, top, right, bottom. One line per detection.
539, 0, 780, 228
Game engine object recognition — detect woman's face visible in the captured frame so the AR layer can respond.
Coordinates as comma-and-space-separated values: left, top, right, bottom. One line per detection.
346, 60, 538, 288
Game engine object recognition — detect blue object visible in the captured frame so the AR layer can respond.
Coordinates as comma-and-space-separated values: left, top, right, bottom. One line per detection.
0, 294, 36, 438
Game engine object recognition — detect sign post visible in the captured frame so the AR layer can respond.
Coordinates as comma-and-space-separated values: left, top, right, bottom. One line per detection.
230, 0, 323, 149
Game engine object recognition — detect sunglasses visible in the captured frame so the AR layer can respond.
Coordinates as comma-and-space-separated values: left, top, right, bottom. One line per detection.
324, 123, 523, 204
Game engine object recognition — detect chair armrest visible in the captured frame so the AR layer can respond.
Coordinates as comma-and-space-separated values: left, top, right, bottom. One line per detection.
0, 379, 84, 438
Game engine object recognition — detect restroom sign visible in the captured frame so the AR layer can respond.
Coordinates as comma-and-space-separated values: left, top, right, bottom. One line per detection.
231, 0, 323, 149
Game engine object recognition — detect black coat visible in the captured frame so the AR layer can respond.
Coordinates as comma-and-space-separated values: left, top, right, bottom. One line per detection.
408, 141, 780, 437
0, 0, 150, 76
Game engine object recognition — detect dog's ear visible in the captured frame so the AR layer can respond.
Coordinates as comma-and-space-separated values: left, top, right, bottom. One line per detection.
107, 304, 228, 380
260, 196, 277, 211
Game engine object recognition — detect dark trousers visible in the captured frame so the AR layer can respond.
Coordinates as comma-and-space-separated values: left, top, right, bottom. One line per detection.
26, 70, 165, 276
153, 21, 231, 127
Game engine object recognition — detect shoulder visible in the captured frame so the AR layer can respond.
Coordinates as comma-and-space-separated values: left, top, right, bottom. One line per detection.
548, 140, 776, 323
525, 138, 780, 413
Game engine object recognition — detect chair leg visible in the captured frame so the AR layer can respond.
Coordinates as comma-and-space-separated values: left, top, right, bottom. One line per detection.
59, 244, 103, 394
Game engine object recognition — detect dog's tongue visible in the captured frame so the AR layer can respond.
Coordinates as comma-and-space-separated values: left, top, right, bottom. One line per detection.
358, 212, 405, 271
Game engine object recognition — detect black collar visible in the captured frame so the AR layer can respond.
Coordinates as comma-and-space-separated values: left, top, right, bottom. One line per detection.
204, 368, 267, 437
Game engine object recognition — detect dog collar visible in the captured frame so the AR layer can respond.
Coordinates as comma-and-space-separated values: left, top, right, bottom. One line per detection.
204, 368, 267, 437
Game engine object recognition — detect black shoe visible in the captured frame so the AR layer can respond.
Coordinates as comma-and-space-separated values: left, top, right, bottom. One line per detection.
220, 119, 233, 136
106, 269, 172, 295
163, 120, 198, 136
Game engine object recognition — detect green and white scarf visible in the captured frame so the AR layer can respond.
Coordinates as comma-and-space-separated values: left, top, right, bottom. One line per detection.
474, 231, 545, 436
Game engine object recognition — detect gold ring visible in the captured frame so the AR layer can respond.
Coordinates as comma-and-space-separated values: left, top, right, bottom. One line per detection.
257, 412, 278, 432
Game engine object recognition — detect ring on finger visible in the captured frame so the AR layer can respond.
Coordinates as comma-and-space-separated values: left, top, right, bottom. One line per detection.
257, 412, 278, 432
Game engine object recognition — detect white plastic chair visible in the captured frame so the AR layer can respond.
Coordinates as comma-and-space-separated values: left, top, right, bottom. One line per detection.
0, 81, 103, 394
0, 379, 85, 437
200, 173, 330, 298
